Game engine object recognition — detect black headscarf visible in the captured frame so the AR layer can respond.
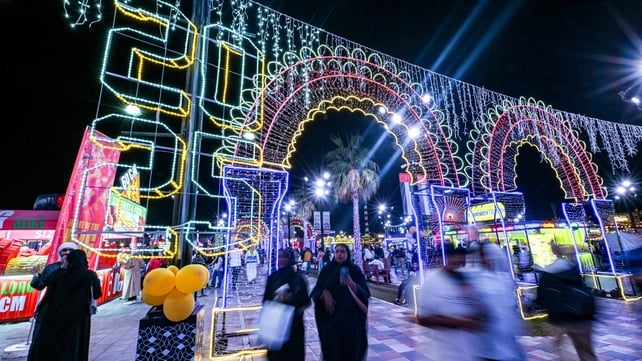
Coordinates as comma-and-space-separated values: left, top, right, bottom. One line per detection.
281, 248, 296, 267
66, 249, 89, 272
331, 244, 353, 266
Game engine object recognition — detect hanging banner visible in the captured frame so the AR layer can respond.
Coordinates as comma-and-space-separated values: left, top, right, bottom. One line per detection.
48, 127, 121, 269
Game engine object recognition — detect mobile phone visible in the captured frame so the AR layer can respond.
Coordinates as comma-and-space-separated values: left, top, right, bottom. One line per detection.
339, 267, 348, 283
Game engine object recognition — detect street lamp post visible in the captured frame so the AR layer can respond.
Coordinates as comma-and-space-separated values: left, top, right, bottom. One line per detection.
284, 200, 295, 247
315, 172, 331, 251
614, 179, 638, 229
378, 204, 390, 243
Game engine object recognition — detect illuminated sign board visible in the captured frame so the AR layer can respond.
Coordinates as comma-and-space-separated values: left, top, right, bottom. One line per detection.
468, 202, 506, 222
106, 191, 147, 235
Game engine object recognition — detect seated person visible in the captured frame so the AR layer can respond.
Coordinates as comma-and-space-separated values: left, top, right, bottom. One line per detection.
369, 256, 385, 271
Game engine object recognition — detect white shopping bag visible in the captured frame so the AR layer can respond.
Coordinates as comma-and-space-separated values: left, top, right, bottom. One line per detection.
257, 300, 295, 350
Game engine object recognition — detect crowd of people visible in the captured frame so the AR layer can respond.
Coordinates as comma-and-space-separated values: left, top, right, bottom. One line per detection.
259, 239, 599, 361
26, 238, 600, 361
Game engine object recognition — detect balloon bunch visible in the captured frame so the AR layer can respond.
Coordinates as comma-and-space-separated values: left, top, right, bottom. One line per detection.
142, 264, 210, 322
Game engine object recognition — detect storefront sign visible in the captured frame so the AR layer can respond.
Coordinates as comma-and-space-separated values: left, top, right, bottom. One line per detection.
468, 202, 506, 222
0, 269, 122, 323
0, 275, 40, 321
0, 210, 59, 230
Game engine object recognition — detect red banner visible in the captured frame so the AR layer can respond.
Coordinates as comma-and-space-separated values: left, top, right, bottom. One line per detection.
0, 275, 41, 321
48, 128, 121, 268
0, 269, 123, 323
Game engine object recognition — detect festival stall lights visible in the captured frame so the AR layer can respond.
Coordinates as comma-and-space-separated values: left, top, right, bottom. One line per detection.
64, 227, 179, 260
209, 304, 267, 358
182, 220, 238, 258
585, 273, 642, 302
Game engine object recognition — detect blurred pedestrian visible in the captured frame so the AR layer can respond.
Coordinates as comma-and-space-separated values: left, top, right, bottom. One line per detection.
415, 243, 487, 361
316, 248, 325, 272
122, 249, 145, 304
27, 249, 102, 361
473, 241, 526, 361
302, 248, 313, 274
535, 242, 597, 361
145, 249, 166, 274
394, 264, 418, 305
322, 247, 332, 269
211, 250, 225, 288
245, 245, 259, 284
191, 251, 208, 298
229, 245, 243, 290
261, 248, 310, 360
310, 244, 369, 361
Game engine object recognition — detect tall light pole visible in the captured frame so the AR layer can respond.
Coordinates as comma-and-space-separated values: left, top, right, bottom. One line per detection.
614, 179, 638, 230
378, 204, 389, 242
314, 172, 331, 251
284, 200, 295, 247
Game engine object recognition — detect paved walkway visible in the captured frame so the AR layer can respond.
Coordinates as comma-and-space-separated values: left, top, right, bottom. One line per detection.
1, 274, 641, 360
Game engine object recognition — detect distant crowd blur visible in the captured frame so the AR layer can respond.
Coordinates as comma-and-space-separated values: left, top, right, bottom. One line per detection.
411, 238, 598, 361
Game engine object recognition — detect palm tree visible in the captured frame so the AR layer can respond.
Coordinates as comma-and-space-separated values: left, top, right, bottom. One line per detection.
325, 133, 380, 267
291, 184, 316, 247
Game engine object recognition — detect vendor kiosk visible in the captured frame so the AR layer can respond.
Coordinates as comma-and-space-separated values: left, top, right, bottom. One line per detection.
0, 129, 128, 323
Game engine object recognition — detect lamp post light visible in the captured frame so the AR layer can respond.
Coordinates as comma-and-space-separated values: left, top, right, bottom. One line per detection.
614, 180, 636, 200
314, 172, 331, 251
378, 204, 392, 243
216, 212, 228, 227
614, 179, 638, 229
284, 200, 295, 247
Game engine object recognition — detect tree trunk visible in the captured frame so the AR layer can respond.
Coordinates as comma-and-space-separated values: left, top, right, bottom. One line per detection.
352, 189, 362, 267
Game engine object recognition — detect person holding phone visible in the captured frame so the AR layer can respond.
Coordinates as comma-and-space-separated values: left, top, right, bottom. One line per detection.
310, 244, 370, 361
27, 249, 102, 361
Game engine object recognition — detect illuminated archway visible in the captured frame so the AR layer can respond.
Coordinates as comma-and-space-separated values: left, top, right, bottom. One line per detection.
468, 98, 605, 201
228, 52, 466, 188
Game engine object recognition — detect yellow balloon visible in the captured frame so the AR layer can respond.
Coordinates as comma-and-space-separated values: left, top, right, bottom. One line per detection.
163, 288, 195, 322
143, 268, 176, 296
141, 287, 169, 306
167, 265, 179, 275
175, 264, 209, 294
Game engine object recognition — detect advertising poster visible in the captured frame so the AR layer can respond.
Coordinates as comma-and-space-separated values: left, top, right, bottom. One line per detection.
0, 275, 41, 321
47, 128, 121, 268
529, 233, 557, 267
105, 190, 147, 234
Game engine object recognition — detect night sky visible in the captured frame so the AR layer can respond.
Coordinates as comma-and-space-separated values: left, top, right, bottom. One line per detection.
2, 0, 642, 229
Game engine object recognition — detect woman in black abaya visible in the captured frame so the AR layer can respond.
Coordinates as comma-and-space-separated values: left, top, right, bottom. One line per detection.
262, 248, 311, 361
28, 249, 102, 361
310, 244, 370, 361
